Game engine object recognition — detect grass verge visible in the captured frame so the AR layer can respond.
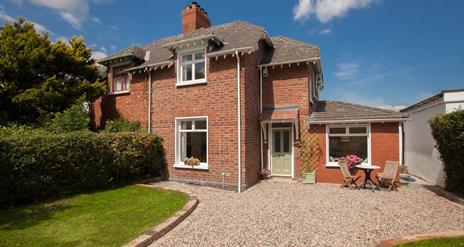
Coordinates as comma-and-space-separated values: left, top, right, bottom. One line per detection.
0, 185, 188, 247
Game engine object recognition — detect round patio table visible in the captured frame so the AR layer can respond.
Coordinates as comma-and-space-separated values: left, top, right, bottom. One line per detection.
355, 164, 381, 191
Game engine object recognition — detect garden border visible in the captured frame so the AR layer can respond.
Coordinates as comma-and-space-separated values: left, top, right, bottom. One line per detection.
123, 184, 199, 247
376, 230, 464, 247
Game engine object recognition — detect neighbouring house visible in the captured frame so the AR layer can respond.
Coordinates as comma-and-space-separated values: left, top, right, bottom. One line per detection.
92, 2, 409, 191
401, 88, 464, 187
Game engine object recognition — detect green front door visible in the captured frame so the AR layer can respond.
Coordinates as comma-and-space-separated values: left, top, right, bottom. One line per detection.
271, 129, 292, 176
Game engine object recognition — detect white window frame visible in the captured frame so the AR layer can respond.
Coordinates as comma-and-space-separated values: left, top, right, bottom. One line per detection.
325, 124, 371, 167
174, 116, 209, 170
176, 48, 207, 86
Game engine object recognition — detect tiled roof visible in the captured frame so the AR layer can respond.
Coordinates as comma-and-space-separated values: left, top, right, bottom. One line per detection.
308, 100, 409, 123
98, 46, 146, 64
260, 36, 320, 65
98, 20, 319, 68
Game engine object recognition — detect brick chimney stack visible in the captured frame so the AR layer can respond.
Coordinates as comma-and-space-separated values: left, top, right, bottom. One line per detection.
182, 2, 211, 35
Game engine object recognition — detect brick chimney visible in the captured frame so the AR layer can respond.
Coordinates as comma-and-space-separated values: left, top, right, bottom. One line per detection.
182, 2, 211, 35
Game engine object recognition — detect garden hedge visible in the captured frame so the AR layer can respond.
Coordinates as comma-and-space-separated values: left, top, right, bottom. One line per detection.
429, 109, 464, 195
0, 128, 165, 206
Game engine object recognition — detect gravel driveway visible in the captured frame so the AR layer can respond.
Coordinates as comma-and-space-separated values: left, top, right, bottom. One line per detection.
149, 179, 464, 247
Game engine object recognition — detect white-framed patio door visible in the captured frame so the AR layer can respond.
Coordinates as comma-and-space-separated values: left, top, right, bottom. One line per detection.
271, 128, 292, 176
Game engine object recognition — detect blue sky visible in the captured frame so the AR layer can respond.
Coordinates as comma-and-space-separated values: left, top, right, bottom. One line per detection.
1, 0, 463, 109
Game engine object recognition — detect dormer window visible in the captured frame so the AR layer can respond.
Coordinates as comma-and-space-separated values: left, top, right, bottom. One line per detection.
177, 49, 206, 86
111, 65, 130, 94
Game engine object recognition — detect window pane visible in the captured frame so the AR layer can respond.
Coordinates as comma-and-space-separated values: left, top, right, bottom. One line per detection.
329, 127, 346, 134
181, 120, 192, 130
194, 52, 204, 60
115, 78, 122, 91
195, 120, 207, 130
273, 131, 281, 152
283, 131, 290, 153
182, 54, 192, 62
194, 62, 205, 80
329, 136, 368, 162
350, 127, 367, 134
182, 64, 192, 81
181, 132, 207, 162
125, 76, 130, 90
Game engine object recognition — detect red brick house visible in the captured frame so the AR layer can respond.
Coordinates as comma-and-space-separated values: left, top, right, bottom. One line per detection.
93, 2, 408, 191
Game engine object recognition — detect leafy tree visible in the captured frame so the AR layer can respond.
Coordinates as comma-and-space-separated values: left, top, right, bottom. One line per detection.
0, 17, 106, 125
49, 96, 90, 133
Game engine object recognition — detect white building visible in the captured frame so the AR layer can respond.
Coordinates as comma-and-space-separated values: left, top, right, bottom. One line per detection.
401, 89, 464, 187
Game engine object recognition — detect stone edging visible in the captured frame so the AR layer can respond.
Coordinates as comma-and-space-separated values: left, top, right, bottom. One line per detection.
123, 184, 199, 247
376, 230, 464, 247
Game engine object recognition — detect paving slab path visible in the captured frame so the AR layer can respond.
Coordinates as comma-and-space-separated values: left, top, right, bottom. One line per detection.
149, 179, 464, 247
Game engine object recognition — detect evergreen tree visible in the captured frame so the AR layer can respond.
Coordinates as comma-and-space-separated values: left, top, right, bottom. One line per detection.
0, 17, 106, 125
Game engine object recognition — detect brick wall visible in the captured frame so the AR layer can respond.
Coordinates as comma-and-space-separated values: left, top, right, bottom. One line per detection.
311, 122, 400, 184
152, 55, 235, 187
92, 63, 147, 129
243, 41, 266, 186
262, 64, 313, 178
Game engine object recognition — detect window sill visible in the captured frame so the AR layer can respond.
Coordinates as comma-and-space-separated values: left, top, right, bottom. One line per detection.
173, 163, 208, 170
108, 90, 130, 96
325, 163, 340, 168
176, 80, 207, 87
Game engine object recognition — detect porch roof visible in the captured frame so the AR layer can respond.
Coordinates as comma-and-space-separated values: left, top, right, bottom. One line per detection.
261, 107, 299, 122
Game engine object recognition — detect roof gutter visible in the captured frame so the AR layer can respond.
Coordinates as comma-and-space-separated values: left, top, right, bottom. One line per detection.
124, 61, 171, 73
161, 34, 220, 49
259, 57, 321, 68
308, 118, 411, 124
206, 47, 254, 58
97, 54, 135, 65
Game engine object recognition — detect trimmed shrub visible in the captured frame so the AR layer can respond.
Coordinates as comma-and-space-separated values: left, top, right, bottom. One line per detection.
50, 97, 90, 133
0, 128, 165, 207
429, 109, 464, 194
105, 119, 140, 132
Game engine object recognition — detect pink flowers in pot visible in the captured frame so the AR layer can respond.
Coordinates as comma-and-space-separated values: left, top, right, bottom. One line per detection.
260, 168, 271, 179
345, 155, 363, 169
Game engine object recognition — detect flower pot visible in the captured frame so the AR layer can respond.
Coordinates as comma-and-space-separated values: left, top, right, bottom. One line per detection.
302, 171, 316, 184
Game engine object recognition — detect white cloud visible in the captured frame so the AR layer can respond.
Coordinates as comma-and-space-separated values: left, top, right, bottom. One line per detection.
0, 9, 15, 23
56, 36, 68, 43
334, 61, 359, 80
27, 0, 111, 30
7, 0, 23, 6
378, 105, 406, 112
91, 50, 108, 60
100, 46, 107, 53
293, 0, 377, 23
29, 0, 88, 29
0, 7, 52, 34
293, 0, 313, 21
320, 28, 332, 34
91, 17, 101, 24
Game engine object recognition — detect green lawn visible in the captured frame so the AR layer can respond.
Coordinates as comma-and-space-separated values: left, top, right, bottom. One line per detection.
396, 237, 464, 247
0, 185, 188, 247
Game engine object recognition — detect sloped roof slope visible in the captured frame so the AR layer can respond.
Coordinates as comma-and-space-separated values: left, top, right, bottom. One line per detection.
308, 100, 409, 123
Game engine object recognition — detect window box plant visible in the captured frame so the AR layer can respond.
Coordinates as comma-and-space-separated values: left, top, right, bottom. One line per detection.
184, 157, 200, 167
